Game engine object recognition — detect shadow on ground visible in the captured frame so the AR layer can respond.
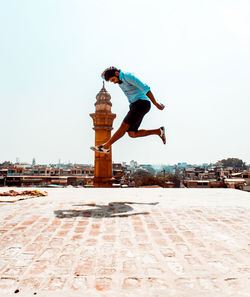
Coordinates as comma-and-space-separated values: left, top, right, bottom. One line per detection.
54, 201, 159, 219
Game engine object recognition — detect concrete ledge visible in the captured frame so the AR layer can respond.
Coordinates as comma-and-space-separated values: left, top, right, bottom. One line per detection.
0, 188, 249, 296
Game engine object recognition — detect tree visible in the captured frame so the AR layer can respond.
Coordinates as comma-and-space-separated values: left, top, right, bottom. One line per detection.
132, 169, 151, 187
216, 158, 246, 169
165, 174, 181, 188
137, 176, 165, 187
132, 169, 166, 187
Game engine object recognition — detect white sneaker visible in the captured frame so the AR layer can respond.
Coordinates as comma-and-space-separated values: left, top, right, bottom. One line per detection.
90, 145, 110, 154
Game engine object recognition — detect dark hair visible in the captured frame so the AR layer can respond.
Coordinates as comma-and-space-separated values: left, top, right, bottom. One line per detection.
102, 67, 119, 81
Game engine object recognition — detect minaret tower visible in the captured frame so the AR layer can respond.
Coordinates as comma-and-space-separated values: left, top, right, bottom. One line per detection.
90, 82, 116, 187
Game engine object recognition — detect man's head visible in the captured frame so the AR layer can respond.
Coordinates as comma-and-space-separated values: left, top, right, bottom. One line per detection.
101, 67, 122, 84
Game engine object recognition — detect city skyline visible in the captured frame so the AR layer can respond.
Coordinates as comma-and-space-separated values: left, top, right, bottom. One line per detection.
1, 0, 250, 165
1, 157, 248, 169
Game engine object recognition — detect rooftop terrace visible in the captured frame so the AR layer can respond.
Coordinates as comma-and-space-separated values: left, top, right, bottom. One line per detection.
0, 188, 249, 296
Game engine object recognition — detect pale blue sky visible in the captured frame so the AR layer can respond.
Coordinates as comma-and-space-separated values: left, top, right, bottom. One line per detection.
1, 0, 250, 165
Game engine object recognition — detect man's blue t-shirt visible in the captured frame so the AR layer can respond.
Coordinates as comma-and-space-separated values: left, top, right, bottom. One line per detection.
118, 70, 150, 104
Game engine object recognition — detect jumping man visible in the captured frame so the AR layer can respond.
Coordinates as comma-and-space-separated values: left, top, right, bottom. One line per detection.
91, 67, 166, 153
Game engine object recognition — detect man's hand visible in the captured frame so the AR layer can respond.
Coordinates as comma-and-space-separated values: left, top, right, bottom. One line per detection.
146, 91, 165, 111
155, 103, 165, 110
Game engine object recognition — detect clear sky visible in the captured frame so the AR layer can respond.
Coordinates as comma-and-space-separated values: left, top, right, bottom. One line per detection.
1, 0, 250, 166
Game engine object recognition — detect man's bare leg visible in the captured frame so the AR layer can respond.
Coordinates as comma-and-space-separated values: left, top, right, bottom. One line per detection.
129, 127, 166, 144
102, 122, 130, 149
128, 128, 161, 138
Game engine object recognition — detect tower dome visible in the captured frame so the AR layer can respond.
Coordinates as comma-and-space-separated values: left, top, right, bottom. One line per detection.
95, 81, 112, 112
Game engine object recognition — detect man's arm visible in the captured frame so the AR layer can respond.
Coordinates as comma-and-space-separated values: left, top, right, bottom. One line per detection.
124, 73, 165, 110
146, 91, 165, 110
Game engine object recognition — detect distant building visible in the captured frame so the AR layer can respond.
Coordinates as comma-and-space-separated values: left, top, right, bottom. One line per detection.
0, 169, 7, 186
130, 160, 138, 168
177, 163, 187, 168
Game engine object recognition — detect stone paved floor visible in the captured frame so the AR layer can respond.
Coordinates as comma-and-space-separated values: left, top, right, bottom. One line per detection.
0, 188, 250, 297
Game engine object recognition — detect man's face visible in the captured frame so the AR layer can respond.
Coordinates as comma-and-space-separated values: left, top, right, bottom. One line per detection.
109, 76, 119, 84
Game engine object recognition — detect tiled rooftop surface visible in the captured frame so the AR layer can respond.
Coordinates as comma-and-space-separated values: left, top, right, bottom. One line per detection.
0, 187, 250, 297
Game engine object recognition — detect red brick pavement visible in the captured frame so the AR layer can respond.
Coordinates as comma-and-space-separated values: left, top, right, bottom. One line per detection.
0, 188, 249, 296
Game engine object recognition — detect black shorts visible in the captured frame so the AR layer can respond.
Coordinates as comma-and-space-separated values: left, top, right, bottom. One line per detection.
123, 99, 151, 132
